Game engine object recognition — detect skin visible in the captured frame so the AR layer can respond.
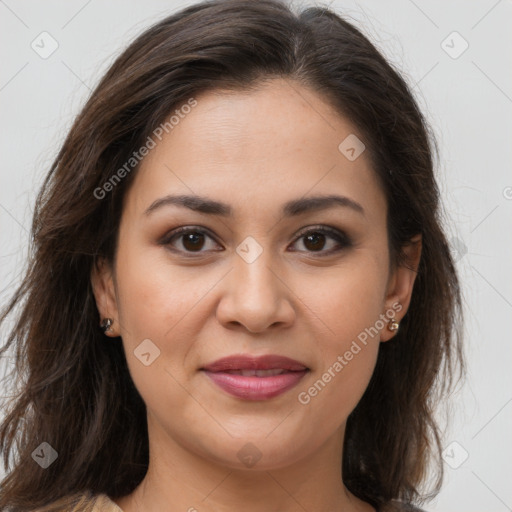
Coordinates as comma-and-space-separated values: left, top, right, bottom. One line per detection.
92, 78, 421, 512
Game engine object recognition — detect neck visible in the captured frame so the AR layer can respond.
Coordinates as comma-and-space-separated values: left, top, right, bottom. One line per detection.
114, 417, 375, 512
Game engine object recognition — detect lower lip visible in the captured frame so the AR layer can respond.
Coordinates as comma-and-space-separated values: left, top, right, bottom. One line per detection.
202, 370, 308, 400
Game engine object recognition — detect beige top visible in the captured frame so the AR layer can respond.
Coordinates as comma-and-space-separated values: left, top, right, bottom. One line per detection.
89, 494, 123, 512
33, 492, 125, 512
49, 493, 124, 512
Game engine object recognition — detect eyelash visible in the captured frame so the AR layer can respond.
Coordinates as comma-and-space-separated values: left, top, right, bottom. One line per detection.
159, 225, 352, 257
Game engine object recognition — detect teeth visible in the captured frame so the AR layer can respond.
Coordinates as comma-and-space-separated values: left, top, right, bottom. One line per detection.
226, 369, 287, 377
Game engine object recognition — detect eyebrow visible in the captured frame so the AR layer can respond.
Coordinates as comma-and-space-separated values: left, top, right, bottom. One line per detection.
144, 193, 365, 217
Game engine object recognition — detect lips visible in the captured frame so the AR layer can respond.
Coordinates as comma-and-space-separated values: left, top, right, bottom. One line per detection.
201, 354, 308, 372
220, 368, 288, 377
200, 354, 309, 401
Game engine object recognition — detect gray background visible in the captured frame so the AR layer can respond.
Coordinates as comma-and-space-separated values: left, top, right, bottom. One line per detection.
1, 1, 511, 511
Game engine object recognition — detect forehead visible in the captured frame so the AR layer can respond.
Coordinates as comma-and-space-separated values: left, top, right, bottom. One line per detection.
124, 79, 386, 222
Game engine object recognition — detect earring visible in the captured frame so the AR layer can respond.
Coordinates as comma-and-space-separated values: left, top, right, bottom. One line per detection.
388, 317, 400, 332
100, 318, 113, 333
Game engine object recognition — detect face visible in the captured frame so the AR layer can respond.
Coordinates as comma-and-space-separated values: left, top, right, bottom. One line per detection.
92, 79, 420, 471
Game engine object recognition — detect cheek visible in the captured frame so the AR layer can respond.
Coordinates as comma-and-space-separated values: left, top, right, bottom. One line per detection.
114, 241, 201, 339
294, 255, 387, 411
113, 239, 221, 392
303, 256, 387, 346
113, 246, 200, 410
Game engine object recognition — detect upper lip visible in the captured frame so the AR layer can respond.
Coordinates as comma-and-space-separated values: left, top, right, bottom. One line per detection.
201, 354, 308, 372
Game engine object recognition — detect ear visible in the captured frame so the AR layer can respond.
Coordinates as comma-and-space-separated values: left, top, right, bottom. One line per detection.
90, 257, 119, 337
380, 234, 422, 342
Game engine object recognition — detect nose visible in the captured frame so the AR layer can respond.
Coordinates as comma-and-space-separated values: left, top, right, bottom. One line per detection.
215, 248, 296, 333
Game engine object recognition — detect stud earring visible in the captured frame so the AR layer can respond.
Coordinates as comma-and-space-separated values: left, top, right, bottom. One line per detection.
100, 318, 113, 333
388, 317, 400, 332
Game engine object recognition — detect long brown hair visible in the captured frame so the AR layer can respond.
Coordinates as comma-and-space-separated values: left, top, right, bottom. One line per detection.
0, 1, 465, 510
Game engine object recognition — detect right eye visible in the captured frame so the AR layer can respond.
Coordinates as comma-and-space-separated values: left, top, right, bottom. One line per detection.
160, 226, 224, 255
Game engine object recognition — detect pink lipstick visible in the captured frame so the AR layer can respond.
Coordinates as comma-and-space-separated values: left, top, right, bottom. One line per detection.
201, 354, 309, 401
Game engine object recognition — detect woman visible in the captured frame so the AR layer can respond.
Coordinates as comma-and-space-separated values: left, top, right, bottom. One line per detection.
0, 0, 465, 511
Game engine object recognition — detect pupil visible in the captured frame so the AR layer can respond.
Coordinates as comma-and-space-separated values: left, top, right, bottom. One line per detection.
183, 233, 204, 251
305, 233, 325, 251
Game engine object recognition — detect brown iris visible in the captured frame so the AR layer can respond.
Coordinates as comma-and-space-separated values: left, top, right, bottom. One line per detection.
303, 232, 326, 251
182, 232, 205, 251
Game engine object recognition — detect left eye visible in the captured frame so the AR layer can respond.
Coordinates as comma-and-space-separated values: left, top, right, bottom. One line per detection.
291, 227, 351, 254
161, 226, 351, 256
